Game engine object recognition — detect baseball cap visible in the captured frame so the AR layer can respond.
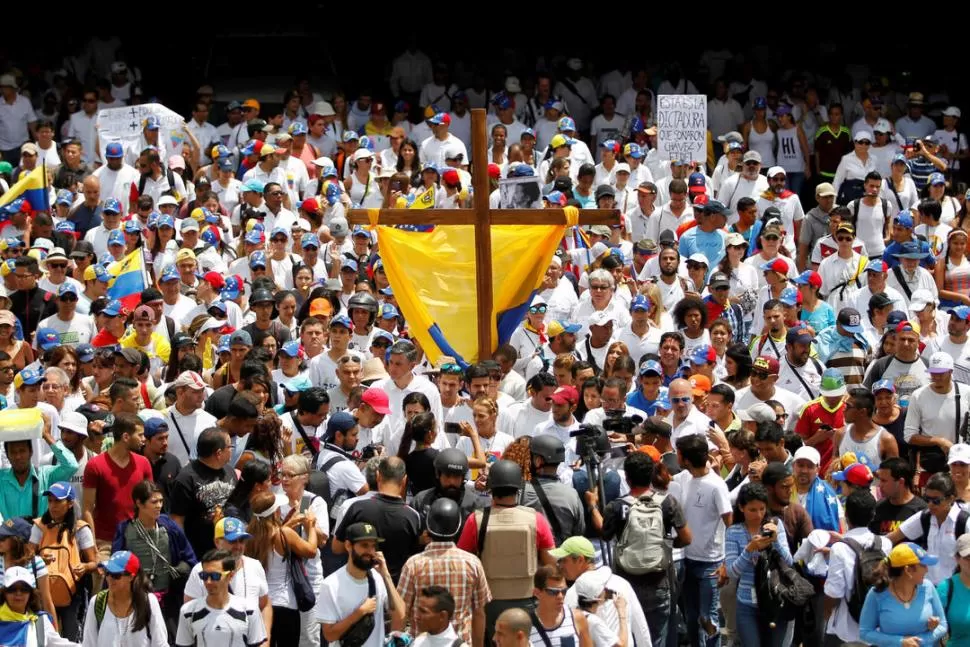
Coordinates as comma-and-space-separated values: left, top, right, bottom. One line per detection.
793, 445, 821, 466
820, 368, 847, 397
792, 270, 822, 288
832, 463, 874, 487
689, 374, 711, 396
548, 536, 595, 560
249, 251, 267, 269
550, 386, 579, 405
106, 229, 125, 247
950, 305, 970, 321
132, 304, 155, 323
326, 411, 358, 439
172, 371, 206, 390
958, 534, 970, 559
738, 402, 777, 424
854, 131, 873, 142
202, 271, 225, 291
546, 321, 581, 337
281, 375, 312, 394
587, 310, 616, 328
180, 218, 199, 233
786, 326, 814, 345
428, 112, 451, 126
104, 142, 124, 158
929, 172, 947, 186
42, 482, 76, 501
2, 566, 35, 590
345, 522, 384, 544
908, 289, 938, 313
308, 298, 333, 319
837, 308, 864, 333
871, 379, 895, 394
687, 253, 709, 267
36, 328, 60, 352
215, 517, 251, 542
743, 150, 762, 164
75, 344, 95, 363
815, 183, 836, 198
759, 258, 789, 275
102, 551, 141, 576
887, 543, 938, 568
753, 356, 780, 375
690, 345, 716, 365
630, 295, 652, 312
278, 341, 303, 359
361, 387, 392, 415
638, 359, 663, 377
949, 443, 970, 465
14, 366, 45, 389
330, 315, 354, 331
229, 330, 253, 348
574, 568, 611, 604
143, 417, 169, 439
866, 259, 889, 274
779, 287, 800, 307
929, 352, 955, 374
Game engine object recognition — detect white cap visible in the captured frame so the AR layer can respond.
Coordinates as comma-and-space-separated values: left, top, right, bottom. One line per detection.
614, 162, 631, 175
32, 238, 54, 253
737, 402, 775, 423
172, 370, 206, 390
874, 119, 893, 133
158, 195, 179, 207
352, 148, 374, 162
929, 352, 955, 374
294, 218, 312, 232
854, 131, 873, 142
566, 58, 583, 71
589, 241, 610, 260
58, 411, 89, 437
793, 445, 821, 466
574, 567, 610, 602
0, 74, 17, 88
312, 156, 335, 168
587, 310, 617, 328
530, 294, 547, 308
505, 76, 522, 94
312, 101, 336, 117
3, 566, 35, 589
767, 166, 786, 178
550, 255, 563, 268
688, 253, 709, 265
907, 288, 938, 312
254, 493, 289, 519
949, 443, 970, 465
944, 107, 962, 118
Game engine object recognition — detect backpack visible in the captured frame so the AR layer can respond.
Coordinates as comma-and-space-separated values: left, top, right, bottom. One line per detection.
850, 197, 890, 238
94, 590, 151, 640
317, 453, 354, 522
841, 536, 887, 622
614, 493, 669, 575
475, 506, 538, 600
35, 519, 88, 607
918, 508, 970, 550
754, 544, 816, 622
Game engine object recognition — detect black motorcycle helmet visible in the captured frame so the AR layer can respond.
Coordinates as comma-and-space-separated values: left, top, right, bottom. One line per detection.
426, 498, 462, 540
530, 434, 566, 465
487, 459, 523, 492
348, 291, 379, 327
434, 448, 469, 477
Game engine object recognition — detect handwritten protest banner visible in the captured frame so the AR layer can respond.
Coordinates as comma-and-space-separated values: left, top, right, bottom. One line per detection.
96, 103, 186, 162
656, 95, 707, 163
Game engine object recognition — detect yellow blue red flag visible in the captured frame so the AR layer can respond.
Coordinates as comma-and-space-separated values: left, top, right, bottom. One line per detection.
107, 249, 148, 310
0, 166, 48, 213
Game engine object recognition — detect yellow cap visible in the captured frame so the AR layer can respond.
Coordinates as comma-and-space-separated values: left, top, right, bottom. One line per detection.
176, 249, 196, 263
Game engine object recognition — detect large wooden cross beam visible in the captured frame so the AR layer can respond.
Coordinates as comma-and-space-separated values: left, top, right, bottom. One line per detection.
348, 108, 618, 360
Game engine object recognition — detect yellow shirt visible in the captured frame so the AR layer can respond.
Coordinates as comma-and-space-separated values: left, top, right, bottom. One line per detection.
120, 331, 171, 364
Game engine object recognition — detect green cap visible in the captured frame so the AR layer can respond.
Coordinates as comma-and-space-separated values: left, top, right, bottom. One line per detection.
0, 162, 12, 175
548, 536, 595, 559
820, 368, 847, 398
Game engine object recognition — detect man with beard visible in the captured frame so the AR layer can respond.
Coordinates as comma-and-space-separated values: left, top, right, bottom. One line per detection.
777, 325, 826, 400
139, 417, 180, 511
91, 142, 139, 207
412, 449, 481, 528
524, 320, 581, 380
318, 522, 406, 646
656, 246, 693, 312
40, 411, 95, 517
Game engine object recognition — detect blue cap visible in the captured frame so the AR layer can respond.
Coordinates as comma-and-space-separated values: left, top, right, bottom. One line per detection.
341, 258, 359, 272
288, 122, 308, 136
728, 141, 744, 152
57, 282, 79, 298
36, 328, 60, 351
281, 374, 312, 394
201, 228, 219, 247
249, 251, 267, 269
242, 179, 264, 193
779, 287, 799, 307
509, 164, 535, 178
380, 286, 394, 297
220, 276, 242, 301
2, 237, 22, 249
372, 329, 395, 344
219, 517, 252, 541
428, 112, 449, 125
226, 100, 243, 111
753, 97, 768, 109
204, 210, 220, 225
244, 230, 263, 245
865, 259, 889, 273
156, 214, 175, 229
703, 199, 728, 215
380, 304, 399, 319
215, 335, 231, 354
241, 141, 257, 156
639, 359, 663, 377
212, 144, 231, 159
15, 366, 45, 387
86, 264, 110, 283
55, 190, 74, 206
107, 230, 125, 247
144, 115, 161, 130
0, 518, 33, 541
887, 310, 908, 326
358, 135, 374, 151
270, 226, 288, 239
320, 165, 338, 179
301, 233, 320, 249
102, 198, 121, 214
208, 300, 227, 314
102, 551, 140, 576
492, 92, 513, 110
655, 391, 672, 410
630, 295, 651, 312
102, 299, 124, 317
691, 345, 717, 365
929, 172, 946, 186
951, 306, 970, 321
421, 161, 439, 174
330, 314, 353, 330
351, 225, 370, 239
123, 219, 142, 234
894, 212, 914, 228
217, 158, 234, 172
326, 411, 357, 438
892, 153, 909, 166
872, 378, 896, 394
75, 343, 95, 363
325, 182, 341, 206
342, 130, 360, 142
625, 143, 644, 159
279, 340, 302, 358
145, 212, 159, 229
142, 417, 169, 439
41, 481, 76, 501
229, 330, 252, 348
159, 265, 179, 283
104, 142, 124, 158
558, 116, 576, 132
893, 241, 929, 259
521, 128, 536, 139
600, 139, 618, 150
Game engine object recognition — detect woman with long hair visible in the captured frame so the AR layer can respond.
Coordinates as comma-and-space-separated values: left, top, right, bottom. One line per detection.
723, 343, 754, 390
883, 155, 920, 214
395, 139, 420, 180
773, 105, 811, 196
224, 460, 274, 523
488, 123, 509, 169
30, 483, 96, 640
575, 376, 604, 422
795, 269, 836, 333
935, 228, 970, 309
602, 341, 631, 379
0, 517, 57, 626
923, 174, 963, 227
344, 149, 382, 209
397, 412, 439, 495
709, 320, 733, 378
889, 473, 963, 586
725, 482, 793, 646
543, 157, 571, 191
236, 413, 285, 477
47, 345, 84, 403
246, 492, 318, 647
82, 551, 167, 646
724, 430, 760, 495
872, 380, 909, 465
743, 222, 794, 286
0, 310, 32, 370
743, 97, 777, 169
1, 566, 76, 646
859, 543, 947, 645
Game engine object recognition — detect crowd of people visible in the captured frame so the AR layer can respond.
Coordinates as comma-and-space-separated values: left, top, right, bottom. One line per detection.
1, 41, 970, 647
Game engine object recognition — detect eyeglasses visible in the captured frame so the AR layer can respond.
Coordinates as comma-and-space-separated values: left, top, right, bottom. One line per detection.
926, 496, 946, 505
280, 471, 307, 479
589, 284, 610, 291
529, 305, 547, 314
47, 263, 68, 270
751, 370, 771, 380
670, 396, 692, 404
543, 587, 568, 596
775, 413, 789, 420
198, 571, 232, 582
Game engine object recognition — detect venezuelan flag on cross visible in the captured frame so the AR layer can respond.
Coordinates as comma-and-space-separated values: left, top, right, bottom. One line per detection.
0, 166, 49, 213
374, 207, 575, 367
107, 248, 148, 310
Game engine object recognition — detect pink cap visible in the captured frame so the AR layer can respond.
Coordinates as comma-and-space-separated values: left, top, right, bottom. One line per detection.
361, 387, 391, 415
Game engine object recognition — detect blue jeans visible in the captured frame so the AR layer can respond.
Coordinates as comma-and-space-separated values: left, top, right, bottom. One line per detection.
637, 584, 669, 647
571, 467, 621, 503
683, 559, 721, 647
667, 560, 685, 647
736, 602, 793, 647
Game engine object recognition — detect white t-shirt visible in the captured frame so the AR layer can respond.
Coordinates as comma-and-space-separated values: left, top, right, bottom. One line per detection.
82, 588, 168, 647
675, 470, 732, 562
35, 313, 96, 347
499, 400, 552, 439
898, 503, 964, 585
175, 594, 266, 647
91, 164, 140, 208
165, 407, 218, 466
733, 386, 806, 431
823, 528, 891, 642
163, 295, 197, 328
184, 555, 268, 603
316, 566, 389, 647
315, 447, 366, 496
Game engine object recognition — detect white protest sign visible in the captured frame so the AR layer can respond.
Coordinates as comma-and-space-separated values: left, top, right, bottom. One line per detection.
96, 103, 186, 162
656, 95, 707, 163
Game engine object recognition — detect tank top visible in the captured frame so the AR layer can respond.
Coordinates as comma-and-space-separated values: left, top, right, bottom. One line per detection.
529, 606, 578, 647
943, 256, 970, 307
839, 425, 886, 468
349, 173, 381, 208
748, 121, 776, 167
776, 126, 804, 173
266, 544, 294, 608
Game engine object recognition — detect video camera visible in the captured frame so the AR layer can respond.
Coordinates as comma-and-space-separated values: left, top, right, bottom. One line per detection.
570, 423, 610, 459
601, 410, 644, 437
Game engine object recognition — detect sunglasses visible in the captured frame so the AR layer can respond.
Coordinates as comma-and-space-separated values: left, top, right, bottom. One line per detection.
925, 496, 946, 505
544, 587, 568, 596
5, 586, 30, 594
589, 285, 610, 291
440, 363, 464, 375
529, 305, 547, 314
198, 571, 231, 582
763, 234, 780, 241
271, 237, 288, 243
670, 396, 692, 404
856, 141, 871, 146
744, 161, 760, 167
751, 370, 772, 380
836, 236, 853, 243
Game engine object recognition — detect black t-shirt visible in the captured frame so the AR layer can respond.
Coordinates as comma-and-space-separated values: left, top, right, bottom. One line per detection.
335, 493, 422, 583
242, 321, 292, 350
405, 448, 439, 496
601, 491, 686, 587
870, 495, 927, 535
205, 385, 238, 419
149, 452, 182, 512
168, 459, 237, 556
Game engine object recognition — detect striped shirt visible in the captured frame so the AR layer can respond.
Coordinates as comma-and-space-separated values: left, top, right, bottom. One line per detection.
398, 542, 492, 643
826, 346, 869, 385
530, 607, 579, 647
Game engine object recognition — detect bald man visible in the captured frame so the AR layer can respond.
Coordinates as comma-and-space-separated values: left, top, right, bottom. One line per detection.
69, 175, 103, 237
494, 608, 533, 647
667, 378, 714, 443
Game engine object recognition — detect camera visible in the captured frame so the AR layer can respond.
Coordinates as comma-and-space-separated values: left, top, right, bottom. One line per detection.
569, 424, 609, 459
601, 410, 644, 436
360, 444, 381, 461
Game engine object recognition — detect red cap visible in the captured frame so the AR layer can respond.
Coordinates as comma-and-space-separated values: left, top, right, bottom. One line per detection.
202, 271, 225, 290
753, 355, 780, 375
361, 387, 392, 415
550, 385, 579, 405
301, 197, 320, 213
487, 163, 501, 180
804, 271, 822, 288
442, 169, 460, 186
371, 102, 385, 115
764, 258, 790, 275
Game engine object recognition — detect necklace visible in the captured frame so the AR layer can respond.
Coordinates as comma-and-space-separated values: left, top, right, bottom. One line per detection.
891, 582, 916, 609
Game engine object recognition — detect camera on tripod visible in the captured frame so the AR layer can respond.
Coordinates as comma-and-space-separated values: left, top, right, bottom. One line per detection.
601, 410, 644, 437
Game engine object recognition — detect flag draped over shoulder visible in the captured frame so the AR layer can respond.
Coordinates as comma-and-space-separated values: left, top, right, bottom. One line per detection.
376, 213, 570, 367
0, 166, 48, 213
0, 605, 40, 646
107, 248, 148, 310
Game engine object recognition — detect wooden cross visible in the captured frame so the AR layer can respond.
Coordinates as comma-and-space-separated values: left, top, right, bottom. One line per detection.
348, 108, 618, 360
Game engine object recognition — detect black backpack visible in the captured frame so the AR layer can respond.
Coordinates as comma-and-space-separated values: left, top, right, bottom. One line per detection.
754, 544, 816, 622
918, 508, 969, 550
841, 537, 886, 622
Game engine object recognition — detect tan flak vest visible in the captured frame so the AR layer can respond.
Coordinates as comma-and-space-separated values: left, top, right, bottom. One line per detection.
475, 505, 538, 600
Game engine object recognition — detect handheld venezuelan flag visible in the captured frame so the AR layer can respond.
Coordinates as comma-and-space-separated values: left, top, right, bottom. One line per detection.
106, 248, 148, 311
0, 166, 48, 213
409, 184, 435, 209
